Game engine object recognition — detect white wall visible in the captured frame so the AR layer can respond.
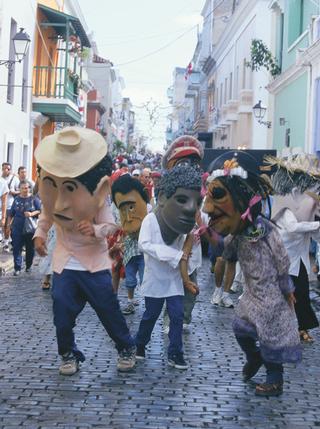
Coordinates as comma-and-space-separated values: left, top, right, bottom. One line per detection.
0, 0, 36, 174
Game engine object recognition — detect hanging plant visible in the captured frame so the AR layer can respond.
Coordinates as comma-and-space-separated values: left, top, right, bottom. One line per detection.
247, 39, 281, 77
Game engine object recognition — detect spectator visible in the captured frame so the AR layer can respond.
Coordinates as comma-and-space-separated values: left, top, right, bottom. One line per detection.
16, 166, 35, 193
0, 177, 8, 243
2, 162, 20, 251
8, 181, 41, 275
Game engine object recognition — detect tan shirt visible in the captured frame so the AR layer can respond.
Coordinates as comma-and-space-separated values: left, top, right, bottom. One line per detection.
34, 203, 117, 274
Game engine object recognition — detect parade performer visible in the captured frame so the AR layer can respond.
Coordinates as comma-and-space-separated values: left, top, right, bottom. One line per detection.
111, 174, 149, 315
270, 154, 320, 343
135, 165, 202, 369
203, 151, 301, 397
162, 135, 203, 331
34, 127, 136, 375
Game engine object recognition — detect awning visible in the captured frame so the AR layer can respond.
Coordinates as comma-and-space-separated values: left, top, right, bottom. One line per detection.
38, 4, 91, 48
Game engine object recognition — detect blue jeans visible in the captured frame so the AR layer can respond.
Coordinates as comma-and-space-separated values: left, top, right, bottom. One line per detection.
11, 229, 34, 271
136, 295, 183, 357
125, 254, 144, 289
235, 335, 283, 384
52, 269, 135, 358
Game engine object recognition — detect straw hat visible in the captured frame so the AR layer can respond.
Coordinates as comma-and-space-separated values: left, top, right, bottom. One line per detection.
265, 153, 320, 177
35, 126, 108, 178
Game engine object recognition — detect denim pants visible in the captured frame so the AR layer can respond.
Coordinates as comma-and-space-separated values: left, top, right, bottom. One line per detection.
11, 229, 34, 271
136, 295, 184, 357
235, 335, 284, 384
163, 271, 197, 327
125, 254, 144, 289
52, 269, 135, 358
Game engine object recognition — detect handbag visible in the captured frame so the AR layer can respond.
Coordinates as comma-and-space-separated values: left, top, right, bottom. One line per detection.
23, 216, 37, 235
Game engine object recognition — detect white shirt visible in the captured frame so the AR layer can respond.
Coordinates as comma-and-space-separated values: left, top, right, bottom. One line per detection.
276, 208, 320, 276
3, 174, 20, 209
0, 178, 9, 214
138, 212, 185, 298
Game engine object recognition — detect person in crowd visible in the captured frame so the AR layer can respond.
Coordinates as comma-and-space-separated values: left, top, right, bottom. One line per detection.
270, 154, 320, 343
34, 127, 136, 376
132, 169, 141, 179
2, 162, 20, 251
209, 250, 236, 308
140, 168, 153, 201
203, 151, 301, 397
7, 181, 41, 275
135, 165, 202, 369
16, 166, 35, 193
162, 135, 204, 170
0, 177, 8, 243
112, 175, 149, 315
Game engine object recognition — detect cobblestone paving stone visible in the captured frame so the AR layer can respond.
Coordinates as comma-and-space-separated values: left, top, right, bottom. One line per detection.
0, 258, 320, 428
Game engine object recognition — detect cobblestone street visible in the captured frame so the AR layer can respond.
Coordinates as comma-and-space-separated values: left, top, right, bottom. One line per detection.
0, 259, 320, 429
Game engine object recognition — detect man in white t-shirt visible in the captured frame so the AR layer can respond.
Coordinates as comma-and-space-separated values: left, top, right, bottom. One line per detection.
0, 177, 9, 241
135, 165, 202, 370
2, 162, 20, 250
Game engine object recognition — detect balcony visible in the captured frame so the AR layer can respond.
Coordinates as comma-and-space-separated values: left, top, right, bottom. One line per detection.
32, 66, 81, 123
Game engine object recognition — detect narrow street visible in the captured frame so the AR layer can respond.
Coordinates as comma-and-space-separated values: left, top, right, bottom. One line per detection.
0, 260, 319, 429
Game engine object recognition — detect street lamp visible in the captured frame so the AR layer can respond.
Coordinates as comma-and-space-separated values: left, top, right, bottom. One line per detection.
252, 100, 271, 128
0, 28, 31, 68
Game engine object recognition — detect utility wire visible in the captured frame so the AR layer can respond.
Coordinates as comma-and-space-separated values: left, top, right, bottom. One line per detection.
113, 0, 225, 67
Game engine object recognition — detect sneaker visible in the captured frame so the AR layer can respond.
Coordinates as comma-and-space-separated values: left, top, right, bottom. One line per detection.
13, 270, 21, 276
230, 281, 241, 293
210, 287, 223, 305
59, 353, 79, 376
2, 244, 10, 253
132, 299, 139, 307
163, 325, 169, 335
220, 292, 234, 308
168, 353, 189, 370
117, 346, 136, 371
136, 345, 146, 361
122, 302, 135, 315
255, 382, 283, 397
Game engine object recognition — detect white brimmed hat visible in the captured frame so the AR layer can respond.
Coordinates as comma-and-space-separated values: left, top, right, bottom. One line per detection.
35, 126, 108, 178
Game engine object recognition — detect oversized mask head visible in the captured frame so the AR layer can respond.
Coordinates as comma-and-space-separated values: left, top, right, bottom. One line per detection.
112, 175, 148, 234
35, 127, 112, 230
156, 165, 202, 241
203, 151, 266, 236
270, 155, 320, 222
162, 135, 204, 170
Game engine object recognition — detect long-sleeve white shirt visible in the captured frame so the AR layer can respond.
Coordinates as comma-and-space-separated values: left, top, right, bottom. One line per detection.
275, 208, 320, 276
138, 212, 199, 298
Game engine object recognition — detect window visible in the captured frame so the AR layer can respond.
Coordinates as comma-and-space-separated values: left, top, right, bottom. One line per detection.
220, 83, 223, 107
224, 78, 228, 104
22, 145, 29, 167
6, 142, 14, 164
235, 65, 239, 98
229, 72, 233, 99
288, 0, 303, 46
7, 19, 17, 104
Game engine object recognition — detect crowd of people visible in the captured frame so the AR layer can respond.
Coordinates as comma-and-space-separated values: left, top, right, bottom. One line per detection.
1, 126, 320, 399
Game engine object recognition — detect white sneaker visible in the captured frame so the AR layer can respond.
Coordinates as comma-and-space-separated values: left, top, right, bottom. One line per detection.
210, 287, 223, 305
163, 325, 169, 334
230, 281, 241, 293
59, 353, 79, 376
220, 292, 234, 308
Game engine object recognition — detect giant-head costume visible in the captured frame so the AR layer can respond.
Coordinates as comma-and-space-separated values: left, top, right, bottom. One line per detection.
269, 154, 320, 223
162, 135, 204, 170
155, 165, 202, 244
203, 151, 270, 236
111, 174, 149, 234
35, 126, 112, 230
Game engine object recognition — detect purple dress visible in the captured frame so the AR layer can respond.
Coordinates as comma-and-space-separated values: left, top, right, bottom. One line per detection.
225, 218, 302, 364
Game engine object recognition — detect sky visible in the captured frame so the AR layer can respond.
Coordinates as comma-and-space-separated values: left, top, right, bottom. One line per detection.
78, 0, 204, 151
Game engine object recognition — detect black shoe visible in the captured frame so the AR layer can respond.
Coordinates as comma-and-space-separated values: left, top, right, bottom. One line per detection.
168, 353, 188, 370
242, 358, 263, 382
25, 268, 31, 273
136, 345, 145, 361
255, 382, 283, 397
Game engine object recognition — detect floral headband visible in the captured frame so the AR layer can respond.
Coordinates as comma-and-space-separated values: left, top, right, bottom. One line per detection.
207, 158, 248, 182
